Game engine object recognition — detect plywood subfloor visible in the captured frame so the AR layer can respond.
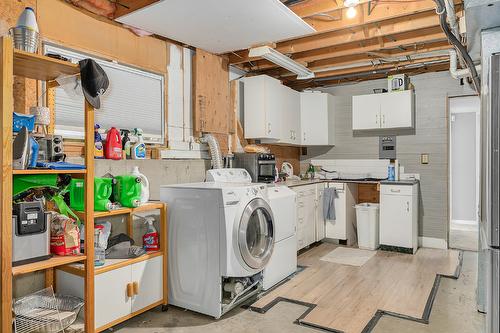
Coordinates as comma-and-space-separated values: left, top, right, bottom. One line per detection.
252, 243, 461, 333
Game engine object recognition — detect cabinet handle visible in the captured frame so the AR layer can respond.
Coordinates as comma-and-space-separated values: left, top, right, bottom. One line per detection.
376, 114, 378, 125
303, 132, 306, 141
390, 189, 401, 193
133, 281, 140, 295
382, 114, 386, 127
126, 283, 134, 298
406, 201, 410, 212
267, 123, 272, 134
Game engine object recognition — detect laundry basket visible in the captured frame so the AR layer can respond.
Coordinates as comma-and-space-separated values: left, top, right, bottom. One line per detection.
355, 203, 380, 250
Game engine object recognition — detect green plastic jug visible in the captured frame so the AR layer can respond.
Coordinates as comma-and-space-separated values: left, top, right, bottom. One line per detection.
69, 178, 113, 212
113, 175, 141, 208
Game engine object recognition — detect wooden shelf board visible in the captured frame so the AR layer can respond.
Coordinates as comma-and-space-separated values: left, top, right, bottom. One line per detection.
59, 251, 163, 276
12, 255, 87, 276
13, 169, 87, 175
75, 202, 165, 219
13, 49, 80, 82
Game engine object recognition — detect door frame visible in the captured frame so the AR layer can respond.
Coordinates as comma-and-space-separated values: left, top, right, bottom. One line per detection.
447, 95, 481, 245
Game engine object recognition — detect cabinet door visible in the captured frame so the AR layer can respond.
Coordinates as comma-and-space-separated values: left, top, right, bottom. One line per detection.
380, 90, 414, 128
303, 194, 317, 246
266, 78, 284, 139
94, 266, 132, 329
315, 184, 326, 241
379, 194, 413, 248
131, 255, 164, 312
352, 94, 381, 130
300, 92, 329, 145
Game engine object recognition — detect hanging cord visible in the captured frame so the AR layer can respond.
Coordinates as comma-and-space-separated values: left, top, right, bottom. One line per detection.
432, 0, 481, 94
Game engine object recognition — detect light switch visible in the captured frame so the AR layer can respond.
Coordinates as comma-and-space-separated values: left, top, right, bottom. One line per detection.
421, 153, 429, 164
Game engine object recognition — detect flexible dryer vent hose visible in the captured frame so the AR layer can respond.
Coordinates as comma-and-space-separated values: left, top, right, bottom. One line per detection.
200, 134, 224, 169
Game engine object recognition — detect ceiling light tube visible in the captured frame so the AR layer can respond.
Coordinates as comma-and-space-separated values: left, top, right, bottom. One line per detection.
249, 46, 315, 80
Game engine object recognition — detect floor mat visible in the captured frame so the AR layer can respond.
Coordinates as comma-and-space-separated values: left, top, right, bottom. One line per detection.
252, 243, 461, 333
320, 246, 376, 267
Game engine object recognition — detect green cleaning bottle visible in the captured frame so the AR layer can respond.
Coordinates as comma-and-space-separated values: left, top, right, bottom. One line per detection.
113, 175, 141, 208
69, 178, 113, 211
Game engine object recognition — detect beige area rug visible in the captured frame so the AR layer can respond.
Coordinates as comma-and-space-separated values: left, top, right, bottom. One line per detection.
252, 243, 461, 333
320, 246, 376, 267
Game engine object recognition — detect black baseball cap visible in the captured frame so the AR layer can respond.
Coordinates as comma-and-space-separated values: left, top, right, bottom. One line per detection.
79, 59, 109, 109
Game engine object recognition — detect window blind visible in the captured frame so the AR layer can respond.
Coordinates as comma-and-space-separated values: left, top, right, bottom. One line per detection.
44, 44, 165, 143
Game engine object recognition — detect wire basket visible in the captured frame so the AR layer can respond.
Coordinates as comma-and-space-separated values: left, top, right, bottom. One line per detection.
13, 287, 84, 333
9, 26, 39, 53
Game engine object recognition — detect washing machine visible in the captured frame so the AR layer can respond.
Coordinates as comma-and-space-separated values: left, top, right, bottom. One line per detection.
160, 168, 275, 318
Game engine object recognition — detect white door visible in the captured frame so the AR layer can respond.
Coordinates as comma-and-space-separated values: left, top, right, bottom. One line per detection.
131, 256, 164, 312
94, 266, 132, 329
315, 184, 326, 241
380, 194, 413, 248
266, 78, 284, 139
380, 90, 413, 128
300, 92, 328, 145
325, 187, 347, 239
352, 94, 381, 130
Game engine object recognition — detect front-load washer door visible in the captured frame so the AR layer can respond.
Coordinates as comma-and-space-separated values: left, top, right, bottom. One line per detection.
238, 198, 274, 270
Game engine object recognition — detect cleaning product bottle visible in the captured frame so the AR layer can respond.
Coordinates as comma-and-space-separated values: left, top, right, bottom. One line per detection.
104, 127, 122, 160
94, 124, 104, 159
142, 216, 159, 252
121, 129, 132, 159
131, 166, 150, 204
113, 175, 141, 208
131, 128, 146, 159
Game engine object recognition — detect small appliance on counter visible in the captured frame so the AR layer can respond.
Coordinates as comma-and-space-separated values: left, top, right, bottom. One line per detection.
12, 201, 51, 266
234, 152, 276, 183
387, 74, 409, 92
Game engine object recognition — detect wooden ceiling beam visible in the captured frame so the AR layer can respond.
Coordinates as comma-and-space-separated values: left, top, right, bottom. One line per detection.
247, 26, 446, 70
228, 10, 441, 64
113, 0, 160, 18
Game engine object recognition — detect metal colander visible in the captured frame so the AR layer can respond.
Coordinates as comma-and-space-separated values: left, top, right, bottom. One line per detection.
9, 26, 39, 53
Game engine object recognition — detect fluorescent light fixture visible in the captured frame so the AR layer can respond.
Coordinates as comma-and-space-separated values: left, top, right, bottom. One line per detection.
249, 46, 315, 80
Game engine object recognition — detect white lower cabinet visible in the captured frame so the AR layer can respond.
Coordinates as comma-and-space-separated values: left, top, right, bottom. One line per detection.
292, 183, 327, 251
324, 183, 358, 245
56, 255, 164, 331
379, 184, 419, 253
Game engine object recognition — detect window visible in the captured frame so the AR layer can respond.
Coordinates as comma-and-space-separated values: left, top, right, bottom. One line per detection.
44, 44, 165, 144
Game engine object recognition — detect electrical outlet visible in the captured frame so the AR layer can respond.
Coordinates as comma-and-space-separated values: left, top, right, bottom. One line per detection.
421, 153, 429, 164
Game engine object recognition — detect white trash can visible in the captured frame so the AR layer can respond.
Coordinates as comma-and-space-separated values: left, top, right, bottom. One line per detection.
355, 203, 380, 250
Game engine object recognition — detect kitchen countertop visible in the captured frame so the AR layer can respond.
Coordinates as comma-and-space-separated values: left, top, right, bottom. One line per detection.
379, 179, 419, 186
279, 178, 385, 188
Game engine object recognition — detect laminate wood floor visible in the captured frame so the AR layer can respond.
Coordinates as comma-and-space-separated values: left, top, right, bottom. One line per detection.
252, 243, 461, 333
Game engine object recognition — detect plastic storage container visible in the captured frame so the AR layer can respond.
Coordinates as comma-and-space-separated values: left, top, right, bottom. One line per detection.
355, 203, 380, 250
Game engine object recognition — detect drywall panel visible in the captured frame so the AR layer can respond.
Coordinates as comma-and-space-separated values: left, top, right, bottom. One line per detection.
116, 0, 315, 54
302, 71, 475, 241
37, 0, 167, 73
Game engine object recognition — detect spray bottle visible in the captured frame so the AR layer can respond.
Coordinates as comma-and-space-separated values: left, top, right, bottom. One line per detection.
121, 129, 131, 159
94, 124, 104, 159
132, 128, 146, 159
142, 216, 159, 252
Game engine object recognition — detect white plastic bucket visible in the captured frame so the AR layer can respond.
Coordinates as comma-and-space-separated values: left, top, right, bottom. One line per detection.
355, 203, 380, 250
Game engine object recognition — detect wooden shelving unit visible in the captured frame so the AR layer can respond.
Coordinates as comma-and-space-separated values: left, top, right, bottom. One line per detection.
1, 36, 96, 332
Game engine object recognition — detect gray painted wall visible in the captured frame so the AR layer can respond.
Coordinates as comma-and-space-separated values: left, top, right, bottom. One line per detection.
451, 112, 478, 222
302, 71, 475, 241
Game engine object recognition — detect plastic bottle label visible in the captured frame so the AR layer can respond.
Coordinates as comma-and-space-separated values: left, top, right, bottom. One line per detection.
143, 232, 159, 251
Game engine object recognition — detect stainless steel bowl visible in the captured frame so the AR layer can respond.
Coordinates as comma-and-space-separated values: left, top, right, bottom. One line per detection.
9, 26, 39, 53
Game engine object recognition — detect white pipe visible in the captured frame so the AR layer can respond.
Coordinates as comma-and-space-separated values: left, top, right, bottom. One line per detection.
449, 50, 481, 79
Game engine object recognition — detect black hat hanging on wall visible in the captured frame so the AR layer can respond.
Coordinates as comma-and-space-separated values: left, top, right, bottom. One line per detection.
79, 58, 109, 109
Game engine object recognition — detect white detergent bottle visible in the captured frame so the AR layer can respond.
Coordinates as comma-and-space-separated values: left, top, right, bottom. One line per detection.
132, 166, 150, 204
131, 128, 146, 159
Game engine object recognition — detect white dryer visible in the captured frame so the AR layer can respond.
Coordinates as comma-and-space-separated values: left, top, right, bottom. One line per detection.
263, 185, 297, 290
160, 169, 275, 318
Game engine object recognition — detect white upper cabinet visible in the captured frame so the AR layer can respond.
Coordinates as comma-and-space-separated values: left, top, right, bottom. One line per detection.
300, 92, 335, 145
244, 75, 283, 140
352, 90, 415, 130
281, 86, 301, 145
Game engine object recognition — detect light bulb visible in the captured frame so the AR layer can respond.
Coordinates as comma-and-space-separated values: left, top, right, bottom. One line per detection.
346, 6, 357, 19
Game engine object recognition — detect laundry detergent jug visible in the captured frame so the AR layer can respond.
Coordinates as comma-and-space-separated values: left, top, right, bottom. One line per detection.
131, 166, 150, 204
94, 178, 113, 211
113, 175, 141, 208
104, 127, 122, 160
